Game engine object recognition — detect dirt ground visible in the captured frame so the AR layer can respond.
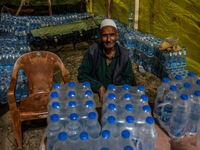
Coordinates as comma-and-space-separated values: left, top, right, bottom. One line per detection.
0, 39, 161, 150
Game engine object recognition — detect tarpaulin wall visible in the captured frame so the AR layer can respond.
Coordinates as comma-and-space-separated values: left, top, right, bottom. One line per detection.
87, 0, 200, 74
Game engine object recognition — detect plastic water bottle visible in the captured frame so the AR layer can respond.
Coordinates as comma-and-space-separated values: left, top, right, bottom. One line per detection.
53, 132, 73, 150
178, 83, 191, 97
127, 9, 134, 30
81, 100, 97, 119
65, 113, 83, 140
184, 71, 197, 85
118, 130, 136, 149
164, 85, 178, 104
186, 91, 200, 135
192, 79, 200, 94
102, 93, 117, 114
99, 130, 114, 149
78, 132, 93, 150
85, 112, 101, 138
154, 78, 170, 116
137, 116, 157, 150
169, 94, 191, 139
171, 75, 183, 89
137, 94, 149, 108
101, 103, 118, 126
49, 91, 59, 101
102, 116, 120, 138
46, 114, 63, 150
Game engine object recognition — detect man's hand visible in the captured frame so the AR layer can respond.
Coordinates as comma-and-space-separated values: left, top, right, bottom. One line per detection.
99, 86, 106, 104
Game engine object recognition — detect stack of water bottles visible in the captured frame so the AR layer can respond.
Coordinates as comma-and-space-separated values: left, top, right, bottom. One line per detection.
0, 12, 94, 41
113, 19, 188, 79
46, 82, 157, 150
101, 84, 157, 150
154, 72, 200, 140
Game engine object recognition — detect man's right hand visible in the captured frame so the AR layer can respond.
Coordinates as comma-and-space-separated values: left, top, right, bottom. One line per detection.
99, 86, 106, 104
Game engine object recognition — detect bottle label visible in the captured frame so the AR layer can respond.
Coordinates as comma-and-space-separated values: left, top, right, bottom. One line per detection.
128, 18, 133, 23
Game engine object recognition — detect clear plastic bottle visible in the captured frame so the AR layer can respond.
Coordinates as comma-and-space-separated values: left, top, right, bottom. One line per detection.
186, 91, 200, 135
102, 93, 117, 114
102, 116, 120, 138
53, 132, 74, 150
183, 71, 197, 85
171, 75, 183, 89
137, 116, 157, 150
154, 78, 170, 117
85, 112, 101, 138
65, 113, 83, 140
46, 114, 63, 150
127, 9, 134, 30
101, 103, 118, 126
169, 94, 191, 139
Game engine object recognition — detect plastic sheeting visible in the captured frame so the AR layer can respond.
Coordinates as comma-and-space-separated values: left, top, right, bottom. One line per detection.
89, 0, 200, 74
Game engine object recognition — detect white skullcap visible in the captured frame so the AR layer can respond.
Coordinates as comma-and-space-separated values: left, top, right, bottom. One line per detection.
100, 19, 117, 29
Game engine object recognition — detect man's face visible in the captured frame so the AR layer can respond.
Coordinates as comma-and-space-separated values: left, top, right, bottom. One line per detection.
100, 26, 119, 50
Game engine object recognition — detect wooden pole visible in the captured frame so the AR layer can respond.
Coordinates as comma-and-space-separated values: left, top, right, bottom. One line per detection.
48, 0, 52, 15
107, 0, 112, 19
134, 0, 139, 30
16, 0, 26, 16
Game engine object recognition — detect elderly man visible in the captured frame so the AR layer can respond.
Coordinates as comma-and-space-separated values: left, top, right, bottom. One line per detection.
78, 19, 136, 103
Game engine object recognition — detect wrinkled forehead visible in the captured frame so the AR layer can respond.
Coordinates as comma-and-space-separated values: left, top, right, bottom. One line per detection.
100, 26, 117, 34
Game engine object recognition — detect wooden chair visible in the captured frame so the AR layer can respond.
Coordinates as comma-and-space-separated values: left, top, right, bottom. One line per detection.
7, 51, 69, 148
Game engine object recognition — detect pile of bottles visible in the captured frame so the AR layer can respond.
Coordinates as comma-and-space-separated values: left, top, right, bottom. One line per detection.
154, 72, 200, 140
47, 82, 157, 150
101, 84, 157, 150
0, 67, 29, 104
0, 12, 94, 41
113, 19, 188, 79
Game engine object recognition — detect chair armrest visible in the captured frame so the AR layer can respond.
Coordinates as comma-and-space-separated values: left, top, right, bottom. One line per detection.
7, 78, 18, 110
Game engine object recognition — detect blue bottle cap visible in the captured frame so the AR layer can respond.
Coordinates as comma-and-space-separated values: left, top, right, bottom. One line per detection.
58, 132, 67, 141
50, 114, 59, 122
143, 105, 151, 112
146, 116, 154, 124
183, 83, 190, 89
53, 83, 60, 89
124, 93, 131, 99
86, 100, 93, 107
88, 112, 96, 119
50, 91, 58, 98
68, 81, 75, 87
162, 78, 169, 83
108, 103, 116, 110
108, 84, 115, 90
108, 93, 116, 99
83, 82, 90, 88
101, 147, 109, 150
194, 91, 200, 97
85, 90, 92, 96
197, 80, 200, 85
124, 146, 133, 150
101, 130, 110, 139
80, 132, 88, 140
122, 130, 130, 139
108, 116, 115, 124
68, 91, 75, 98
126, 104, 133, 111
175, 75, 182, 80
126, 116, 134, 123
141, 94, 148, 101
188, 72, 195, 77
138, 85, 145, 91
170, 85, 177, 91
181, 94, 188, 100
52, 102, 60, 109
70, 113, 78, 121
123, 84, 129, 90
69, 101, 76, 108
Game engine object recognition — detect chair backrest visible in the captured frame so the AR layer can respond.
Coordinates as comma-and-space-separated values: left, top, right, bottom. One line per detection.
11, 51, 68, 95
